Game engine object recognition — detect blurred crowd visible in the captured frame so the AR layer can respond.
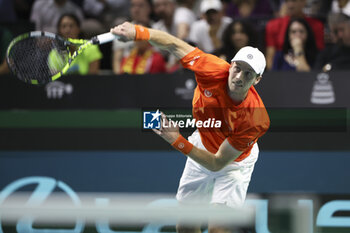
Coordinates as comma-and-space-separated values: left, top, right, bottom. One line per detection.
1, 0, 350, 76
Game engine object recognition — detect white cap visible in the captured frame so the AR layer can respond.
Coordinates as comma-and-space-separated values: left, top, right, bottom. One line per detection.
200, 0, 222, 14
231, 46, 266, 76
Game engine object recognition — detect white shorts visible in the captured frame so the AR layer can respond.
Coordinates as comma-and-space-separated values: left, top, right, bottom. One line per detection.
176, 130, 259, 208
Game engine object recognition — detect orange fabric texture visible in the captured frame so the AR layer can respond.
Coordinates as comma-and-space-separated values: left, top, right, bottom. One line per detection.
135, 25, 150, 41
172, 135, 194, 154
180, 48, 270, 162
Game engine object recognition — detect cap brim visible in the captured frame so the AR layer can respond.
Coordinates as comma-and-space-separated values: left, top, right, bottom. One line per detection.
231, 59, 260, 75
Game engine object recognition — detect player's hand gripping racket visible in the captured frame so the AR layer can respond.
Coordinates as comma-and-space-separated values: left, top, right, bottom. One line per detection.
6, 31, 119, 85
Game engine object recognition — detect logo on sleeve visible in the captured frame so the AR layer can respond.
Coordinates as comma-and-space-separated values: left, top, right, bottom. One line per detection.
178, 143, 185, 149
189, 56, 200, 66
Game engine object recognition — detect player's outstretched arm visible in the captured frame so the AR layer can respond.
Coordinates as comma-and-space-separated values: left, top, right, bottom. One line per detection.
153, 113, 242, 172
110, 22, 195, 59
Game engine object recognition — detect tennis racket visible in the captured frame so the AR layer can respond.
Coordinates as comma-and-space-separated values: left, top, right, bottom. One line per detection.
6, 31, 119, 85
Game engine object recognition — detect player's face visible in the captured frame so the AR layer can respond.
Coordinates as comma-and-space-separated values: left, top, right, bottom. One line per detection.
228, 61, 261, 95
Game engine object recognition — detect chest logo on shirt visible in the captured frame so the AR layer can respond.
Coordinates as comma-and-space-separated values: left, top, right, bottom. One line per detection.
189, 56, 200, 66
204, 89, 212, 97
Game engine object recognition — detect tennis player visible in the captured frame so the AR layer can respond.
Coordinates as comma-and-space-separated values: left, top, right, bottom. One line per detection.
111, 22, 270, 233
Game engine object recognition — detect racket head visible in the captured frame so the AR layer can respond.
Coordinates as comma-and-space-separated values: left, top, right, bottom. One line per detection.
6, 31, 71, 85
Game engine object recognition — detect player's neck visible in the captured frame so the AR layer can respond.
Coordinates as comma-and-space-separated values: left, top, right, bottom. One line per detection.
227, 88, 248, 105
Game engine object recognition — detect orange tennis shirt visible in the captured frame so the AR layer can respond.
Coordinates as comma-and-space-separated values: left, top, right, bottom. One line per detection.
181, 48, 270, 162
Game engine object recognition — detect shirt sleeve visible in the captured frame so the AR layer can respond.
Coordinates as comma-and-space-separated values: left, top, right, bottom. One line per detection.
180, 48, 230, 81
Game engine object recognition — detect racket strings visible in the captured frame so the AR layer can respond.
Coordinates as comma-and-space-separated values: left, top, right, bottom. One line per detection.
7, 37, 69, 84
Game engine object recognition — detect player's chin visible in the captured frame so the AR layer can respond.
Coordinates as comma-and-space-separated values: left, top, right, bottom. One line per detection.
228, 83, 241, 92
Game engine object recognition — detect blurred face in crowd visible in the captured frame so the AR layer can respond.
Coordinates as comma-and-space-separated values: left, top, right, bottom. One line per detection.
284, 0, 306, 17
205, 9, 222, 25
58, 16, 80, 39
337, 0, 349, 9
329, 19, 340, 43
231, 22, 249, 50
288, 21, 308, 44
336, 21, 350, 46
153, 0, 175, 20
131, 0, 151, 24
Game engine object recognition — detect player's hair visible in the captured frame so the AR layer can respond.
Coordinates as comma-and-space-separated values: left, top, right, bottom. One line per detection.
282, 17, 318, 67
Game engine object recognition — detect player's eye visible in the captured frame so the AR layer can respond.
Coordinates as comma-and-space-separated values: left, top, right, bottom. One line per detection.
234, 66, 241, 73
244, 71, 255, 79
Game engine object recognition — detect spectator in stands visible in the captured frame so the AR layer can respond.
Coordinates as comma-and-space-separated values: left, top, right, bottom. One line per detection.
83, 0, 130, 32
330, 0, 350, 16
152, 0, 197, 72
327, 11, 344, 44
152, 0, 177, 34
0, 27, 13, 74
314, 13, 350, 70
56, 13, 102, 74
215, 19, 259, 63
151, 0, 177, 71
119, 36, 167, 74
30, 0, 84, 33
225, 0, 273, 19
318, 0, 350, 34
112, 0, 154, 74
265, 0, 324, 70
174, 0, 197, 40
129, 0, 154, 26
272, 18, 318, 71
189, 0, 232, 53
152, 0, 197, 39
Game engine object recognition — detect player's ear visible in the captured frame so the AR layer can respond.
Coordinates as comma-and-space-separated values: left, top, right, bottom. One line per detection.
253, 75, 262, 85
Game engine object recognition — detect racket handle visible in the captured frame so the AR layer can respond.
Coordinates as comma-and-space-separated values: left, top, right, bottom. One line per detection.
94, 32, 119, 44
